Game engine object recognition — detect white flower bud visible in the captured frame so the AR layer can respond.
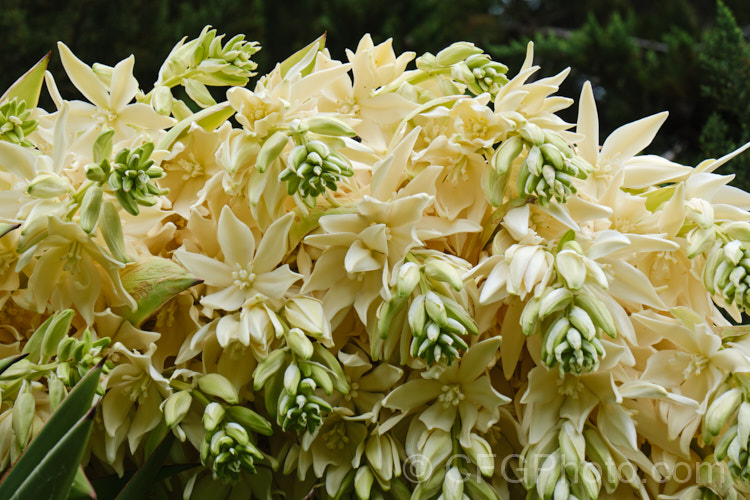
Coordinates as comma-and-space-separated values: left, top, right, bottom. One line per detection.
202, 402, 225, 432
286, 328, 314, 359
442, 466, 464, 500
12, 382, 35, 450
197, 373, 239, 404
152, 85, 173, 115
355, 466, 375, 500
26, 173, 70, 199
284, 296, 332, 345
163, 391, 192, 428
686, 198, 715, 229
424, 258, 464, 291
465, 433, 495, 477
436, 42, 483, 67
396, 261, 421, 298
556, 249, 587, 290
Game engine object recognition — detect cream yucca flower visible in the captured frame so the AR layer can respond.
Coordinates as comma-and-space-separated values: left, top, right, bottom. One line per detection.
3, 30, 750, 500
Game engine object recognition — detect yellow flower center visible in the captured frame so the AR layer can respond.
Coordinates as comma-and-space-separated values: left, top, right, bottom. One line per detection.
683, 354, 709, 377
62, 241, 82, 274
344, 379, 360, 401
92, 108, 117, 125
337, 98, 359, 115
324, 421, 350, 450
232, 267, 256, 289
438, 384, 464, 408
0, 250, 15, 275
556, 374, 583, 396
175, 158, 205, 180
121, 372, 151, 403
613, 217, 638, 234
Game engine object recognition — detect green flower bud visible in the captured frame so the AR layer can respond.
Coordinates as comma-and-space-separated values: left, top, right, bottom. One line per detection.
0, 98, 37, 146
79, 184, 103, 233
519, 123, 545, 147
490, 135, 524, 176
536, 450, 562, 499
305, 116, 356, 137
395, 261, 421, 298
151, 85, 173, 115
41, 309, 75, 360
284, 363, 302, 395
253, 350, 287, 391
202, 402, 226, 432
442, 466, 464, 500
436, 42, 484, 66
465, 433, 495, 477
26, 173, 70, 199
163, 390, 192, 428
108, 142, 165, 215
286, 327, 314, 359
706, 389, 743, 438
278, 138, 353, 204
424, 258, 463, 291
559, 421, 585, 475
555, 249, 587, 290
12, 383, 35, 449
355, 467, 375, 500
48, 374, 67, 411
256, 130, 288, 172
424, 291, 448, 325
198, 373, 239, 404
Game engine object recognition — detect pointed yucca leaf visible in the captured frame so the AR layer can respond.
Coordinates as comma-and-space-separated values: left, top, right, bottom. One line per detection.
0, 361, 103, 496
0, 52, 50, 108
279, 33, 326, 79
0, 222, 20, 238
67, 467, 97, 500
118, 256, 202, 326
114, 434, 175, 500
6, 407, 95, 500
0, 353, 28, 375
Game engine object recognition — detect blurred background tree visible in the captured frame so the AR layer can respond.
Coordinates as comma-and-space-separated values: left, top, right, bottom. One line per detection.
0, 0, 748, 187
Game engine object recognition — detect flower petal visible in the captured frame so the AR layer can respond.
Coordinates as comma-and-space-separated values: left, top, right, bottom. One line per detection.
174, 249, 233, 288
253, 212, 295, 273
110, 55, 138, 110
218, 206, 255, 267
57, 42, 109, 108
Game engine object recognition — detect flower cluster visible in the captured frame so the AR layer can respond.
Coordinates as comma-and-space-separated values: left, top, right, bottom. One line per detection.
1, 28, 750, 500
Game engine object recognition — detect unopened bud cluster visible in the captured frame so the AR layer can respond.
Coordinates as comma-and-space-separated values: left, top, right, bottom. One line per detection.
703, 239, 750, 313
506, 123, 591, 206
55, 328, 110, 386
280, 140, 353, 199
153, 26, 260, 112
0, 98, 37, 146
417, 42, 509, 99
86, 141, 167, 216
523, 423, 605, 500
522, 286, 615, 375
278, 361, 333, 433
704, 386, 750, 485
378, 254, 477, 365
201, 402, 265, 481
273, 118, 356, 205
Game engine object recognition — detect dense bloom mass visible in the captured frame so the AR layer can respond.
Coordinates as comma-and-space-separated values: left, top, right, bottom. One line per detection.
0, 30, 749, 500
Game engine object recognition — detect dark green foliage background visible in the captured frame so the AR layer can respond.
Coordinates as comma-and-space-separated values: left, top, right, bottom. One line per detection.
1, 0, 748, 187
